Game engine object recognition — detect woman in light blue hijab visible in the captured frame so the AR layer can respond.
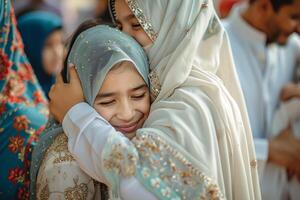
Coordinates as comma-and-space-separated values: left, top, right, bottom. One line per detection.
30, 23, 150, 200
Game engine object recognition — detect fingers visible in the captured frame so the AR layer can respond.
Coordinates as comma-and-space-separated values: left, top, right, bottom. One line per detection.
48, 85, 55, 100
55, 74, 64, 84
68, 65, 80, 84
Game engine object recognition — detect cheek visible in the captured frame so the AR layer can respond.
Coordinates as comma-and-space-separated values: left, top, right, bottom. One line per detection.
135, 97, 150, 117
93, 105, 114, 122
42, 50, 51, 72
133, 30, 152, 47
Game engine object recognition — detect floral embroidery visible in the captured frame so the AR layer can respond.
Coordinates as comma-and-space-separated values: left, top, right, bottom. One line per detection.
8, 167, 25, 184
0, 103, 6, 115
13, 115, 30, 131
18, 63, 34, 82
161, 187, 172, 198
8, 135, 24, 153
0, 49, 12, 79
127, 0, 158, 41
64, 178, 89, 200
5, 74, 26, 98
132, 134, 224, 200
17, 187, 30, 200
33, 91, 46, 104
103, 135, 138, 177
151, 177, 161, 188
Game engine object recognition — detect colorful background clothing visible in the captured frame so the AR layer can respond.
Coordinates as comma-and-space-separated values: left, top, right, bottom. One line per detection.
0, 0, 48, 199
18, 11, 62, 96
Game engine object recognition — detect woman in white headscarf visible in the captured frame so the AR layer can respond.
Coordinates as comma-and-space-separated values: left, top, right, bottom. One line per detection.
49, 0, 261, 199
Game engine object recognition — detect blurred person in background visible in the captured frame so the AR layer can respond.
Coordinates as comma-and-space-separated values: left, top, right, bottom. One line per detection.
18, 11, 64, 96
13, 0, 61, 18
0, 1, 48, 199
223, 0, 300, 199
218, 0, 244, 18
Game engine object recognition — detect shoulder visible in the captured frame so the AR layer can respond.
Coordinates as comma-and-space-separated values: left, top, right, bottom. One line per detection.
36, 133, 97, 199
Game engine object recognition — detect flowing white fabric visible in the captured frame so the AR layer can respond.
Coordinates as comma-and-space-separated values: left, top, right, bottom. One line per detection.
127, 0, 261, 199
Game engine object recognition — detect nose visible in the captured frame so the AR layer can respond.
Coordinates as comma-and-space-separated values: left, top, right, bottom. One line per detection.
117, 99, 135, 122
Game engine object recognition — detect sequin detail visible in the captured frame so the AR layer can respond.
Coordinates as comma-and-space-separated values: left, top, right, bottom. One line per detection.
132, 134, 224, 200
127, 0, 158, 41
149, 70, 161, 100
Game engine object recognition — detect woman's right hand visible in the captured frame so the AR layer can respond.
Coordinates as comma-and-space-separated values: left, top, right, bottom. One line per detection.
49, 66, 85, 123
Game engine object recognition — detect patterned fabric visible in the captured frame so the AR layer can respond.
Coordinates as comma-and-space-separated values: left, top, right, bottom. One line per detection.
36, 133, 108, 200
101, 129, 223, 200
0, 0, 49, 199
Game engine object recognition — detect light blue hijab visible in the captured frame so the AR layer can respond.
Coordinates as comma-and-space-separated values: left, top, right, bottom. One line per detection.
68, 25, 149, 104
29, 25, 149, 199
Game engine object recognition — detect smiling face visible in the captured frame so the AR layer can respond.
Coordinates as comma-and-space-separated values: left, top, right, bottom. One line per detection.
114, 0, 152, 47
93, 61, 150, 139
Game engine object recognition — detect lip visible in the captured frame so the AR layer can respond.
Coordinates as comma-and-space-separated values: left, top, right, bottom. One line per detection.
115, 121, 140, 134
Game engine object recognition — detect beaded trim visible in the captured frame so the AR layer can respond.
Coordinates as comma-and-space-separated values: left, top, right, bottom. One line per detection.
127, 0, 158, 42
108, 0, 117, 24
148, 70, 161, 100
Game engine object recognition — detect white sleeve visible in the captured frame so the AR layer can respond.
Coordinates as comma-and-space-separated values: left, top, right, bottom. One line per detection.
62, 102, 157, 200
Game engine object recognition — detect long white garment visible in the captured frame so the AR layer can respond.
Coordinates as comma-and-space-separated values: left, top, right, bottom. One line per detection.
124, 0, 261, 199
223, 4, 300, 200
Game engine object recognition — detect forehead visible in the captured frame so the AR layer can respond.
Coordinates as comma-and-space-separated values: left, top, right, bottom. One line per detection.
115, 0, 134, 20
104, 61, 144, 84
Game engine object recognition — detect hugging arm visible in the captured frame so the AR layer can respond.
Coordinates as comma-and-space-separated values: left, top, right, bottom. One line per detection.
62, 102, 158, 200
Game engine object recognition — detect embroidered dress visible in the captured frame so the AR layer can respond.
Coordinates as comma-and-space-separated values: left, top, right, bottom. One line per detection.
0, 1, 48, 199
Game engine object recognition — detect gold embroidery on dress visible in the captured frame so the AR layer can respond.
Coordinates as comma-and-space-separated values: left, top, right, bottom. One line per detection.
132, 134, 224, 199
148, 70, 161, 100
103, 143, 137, 177
127, 0, 158, 41
45, 133, 76, 164
64, 177, 89, 200
39, 184, 50, 200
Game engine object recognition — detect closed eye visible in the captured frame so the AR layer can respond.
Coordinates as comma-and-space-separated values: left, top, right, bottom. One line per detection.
98, 100, 115, 106
132, 93, 145, 100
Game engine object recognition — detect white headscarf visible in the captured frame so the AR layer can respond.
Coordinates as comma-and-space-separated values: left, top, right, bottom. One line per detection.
110, 0, 262, 199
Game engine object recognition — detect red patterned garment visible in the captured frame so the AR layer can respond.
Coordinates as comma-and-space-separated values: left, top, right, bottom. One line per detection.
0, 1, 48, 199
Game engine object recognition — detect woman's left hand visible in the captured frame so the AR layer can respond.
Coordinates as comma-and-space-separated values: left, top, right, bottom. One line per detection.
49, 66, 84, 123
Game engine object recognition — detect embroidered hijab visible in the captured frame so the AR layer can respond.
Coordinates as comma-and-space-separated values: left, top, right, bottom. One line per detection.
108, 0, 261, 199
29, 25, 149, 199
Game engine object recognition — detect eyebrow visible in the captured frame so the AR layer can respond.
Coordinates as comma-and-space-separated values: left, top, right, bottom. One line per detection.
116, 14, 137, 23
96, 84, 147, 98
